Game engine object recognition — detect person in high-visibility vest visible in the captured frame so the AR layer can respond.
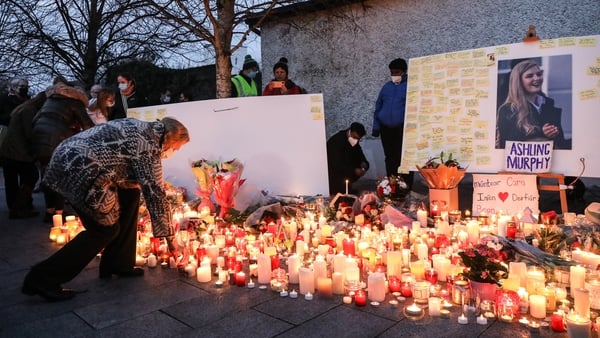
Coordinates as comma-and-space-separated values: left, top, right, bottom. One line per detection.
231, 55, 260, 97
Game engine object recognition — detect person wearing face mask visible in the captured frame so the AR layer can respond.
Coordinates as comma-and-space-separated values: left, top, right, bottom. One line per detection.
87, 86, 115, 124
111, 72, 148, 120
231, 55, 260, 97
22, 117, 190, 302
326, 122, 370, 196
371, 58, 414, 190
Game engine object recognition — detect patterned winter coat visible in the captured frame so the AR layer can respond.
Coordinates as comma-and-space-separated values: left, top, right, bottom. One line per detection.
42, 118, 174, 238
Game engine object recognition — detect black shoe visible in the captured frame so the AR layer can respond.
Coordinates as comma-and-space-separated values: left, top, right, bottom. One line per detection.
22, 277, 76, 302
9, 209, 40, 220
99, 267, 144, 279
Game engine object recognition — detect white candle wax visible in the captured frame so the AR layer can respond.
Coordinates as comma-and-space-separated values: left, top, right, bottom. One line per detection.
387, 251, 403, 278
367, 272, 386, 302
287, 254, 300, 284
566, 313, 591, 338
316, 277, 333, 298
477, 314, 488, 325
509, 261, 527, 288
529, 294, 547, 319
313, 258, 328, 284
52, 214, 63, 227
402, 249, 411, 268
206, 245, 219, 265
571, 265, 586, 298
458, 313, 468, 324
299, 267, 315, 295
257, 253, 271, 284
147, 253, 157, 268
333, 253, 347, 274
196, 266, 211, 283
574, 287, 591, 319
466, 220, 480, 245
417, 243, 428, 261
428, 297, 441, 316
295, 239, 305, 257
332, 272, 345, 295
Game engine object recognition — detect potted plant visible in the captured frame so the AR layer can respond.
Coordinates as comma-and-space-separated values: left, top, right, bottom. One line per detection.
458, 241, 509, 301
416, 151, 466, 212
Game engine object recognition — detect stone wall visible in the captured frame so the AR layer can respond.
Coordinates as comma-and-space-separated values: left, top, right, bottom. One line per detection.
259, 0, 599, 179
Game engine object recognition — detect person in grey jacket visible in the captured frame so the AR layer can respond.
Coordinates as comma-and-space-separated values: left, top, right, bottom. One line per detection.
22, 117, 190, 302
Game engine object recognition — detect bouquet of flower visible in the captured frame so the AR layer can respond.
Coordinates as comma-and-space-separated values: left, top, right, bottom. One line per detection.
458, 240, 509, 286
192, 159, 218, 213
416, 151, 466, 189
376, 175, 408, 198
213, 159, 245, 219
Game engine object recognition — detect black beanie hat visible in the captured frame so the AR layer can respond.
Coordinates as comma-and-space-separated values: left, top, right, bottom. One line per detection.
273, 57, 289, 74
389, 58, 407, 72
243, 55, 259, 70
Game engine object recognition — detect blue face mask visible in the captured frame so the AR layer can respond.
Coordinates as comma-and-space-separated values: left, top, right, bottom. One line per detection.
247, 70, 258, 79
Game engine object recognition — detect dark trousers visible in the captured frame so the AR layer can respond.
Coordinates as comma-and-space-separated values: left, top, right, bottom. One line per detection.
38, 157, 64, 211
1, 159, 38, 210
29, 187, 140, 285
380, 124, 414, 188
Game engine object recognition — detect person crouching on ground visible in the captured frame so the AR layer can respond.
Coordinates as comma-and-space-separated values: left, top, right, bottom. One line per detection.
326, 122, 370, 195
22, 117, 189, 302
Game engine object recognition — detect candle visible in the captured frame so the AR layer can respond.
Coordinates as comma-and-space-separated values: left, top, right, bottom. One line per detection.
235, 271, 246, 287
402, 249, 411, 268
333, 253, 347, 274
400, 281, 412, 297
574, 288, 591, 319
551, 310, 566, 332
257, 253, 271, 284
342, 238, 356, 257
405, 302, 423, 317
428, 297, 441, 316
343, 296, 352, 304
247, 279, 255, 289
416, 243, 428, 261
287, 254, 300, 284
416, 210, 427, 228
529, 294, 546, 319
332, 272, 344, 295
206, 245, 219, 265
317, 277, 333, 298
289, 289, 298, 298
354, 290, 367, 306
304, 291, 313, 301
466, 220, 480, 245
295, 239, 305, 257
424, 268, 438, 284
526, 266, 546, 295
299, 267, 315, 295
313, 257, 327, 283
345, 179, 349, 195
367, 272, 386, 302
477, 314, 488, 325
410, 260, 425, 281
147, 253, 158, 268
571, 265, 586, 298
280, 289, 288, 297
458, 313, 468, 324
565, 313, 591, 338
52, 214, 63, 227
509, 261, 527, 288
196, 266, 211, 283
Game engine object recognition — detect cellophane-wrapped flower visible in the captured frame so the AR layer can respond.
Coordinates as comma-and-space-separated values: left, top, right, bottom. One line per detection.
191, 159, 217, 213
213, 159, 245, 218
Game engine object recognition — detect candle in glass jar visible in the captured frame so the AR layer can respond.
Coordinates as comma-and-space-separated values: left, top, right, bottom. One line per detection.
235, 271, 246, 287
367, 272, 386, 302
529, 294, 547, 319
410, 260, 425, 281
551, 310, 566, 332
565, 313, 591, 338
354, 289, 367, 306
342, 238, 356, 257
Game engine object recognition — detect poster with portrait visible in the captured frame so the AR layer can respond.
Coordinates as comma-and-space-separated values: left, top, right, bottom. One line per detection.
400, 35, 600, 177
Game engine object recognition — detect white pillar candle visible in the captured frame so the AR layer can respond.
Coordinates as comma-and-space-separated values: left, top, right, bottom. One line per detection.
147, 253, 158, 268
295, 239, 305, 257
332, 272, 344, 295
571, 265, 586, 298
529, 294, 547, 319
287, 254, 300, 284
333, 253, 347, 274
299, 267, 315, 295
428, 297, 442, 316
206, 245, 219, 265
196, 266, 211, 283
417, 243, 428, 261
509, 261, 527, 288
52, 214, 63, 227
214, 234, 226, 248
387, 251, 403, 278
526, 267, 546, 295
317, 244, 330, 256
257, 253, 271, 284
402, 248, 411, 267
216, 256, 225, 269
317, 277, 333, 298
497, 216, 510, 237
313, 257, 327, 284
320, 224, 332, 238
185, 264, 196, 277
367, 272, 386, 302
416, 210, 427, 228
437, 257, 450, 282
345, 259, 360, 282
437, 221, 450, 236
574, 288, 591, 319
466, 220, 480, 245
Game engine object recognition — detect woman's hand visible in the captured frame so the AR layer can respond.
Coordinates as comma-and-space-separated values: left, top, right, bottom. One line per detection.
542, 123, 559, 139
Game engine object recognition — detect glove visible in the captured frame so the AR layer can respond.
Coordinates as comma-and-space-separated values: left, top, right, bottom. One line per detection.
372, 130, 380, 137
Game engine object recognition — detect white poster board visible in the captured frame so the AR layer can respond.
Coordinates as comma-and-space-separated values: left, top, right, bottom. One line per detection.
472, 173, 539, 216
400, 35, 600, 177
127, 94, 329, 197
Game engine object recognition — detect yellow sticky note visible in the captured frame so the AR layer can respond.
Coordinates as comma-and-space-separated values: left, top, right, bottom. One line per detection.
495, 46, 509, 55
579, 89, 598, 100
540, 39, 557, 49
559, 37, 577, 47
579, 37, 597, 47
588, 66, 600, 76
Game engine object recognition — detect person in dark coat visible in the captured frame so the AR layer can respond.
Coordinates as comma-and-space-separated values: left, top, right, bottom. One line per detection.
31, 80, 94, 221
22, 117, 189, 302
111, 73, 147, 120
327, 122, 370, 195
0, 91, 46, 219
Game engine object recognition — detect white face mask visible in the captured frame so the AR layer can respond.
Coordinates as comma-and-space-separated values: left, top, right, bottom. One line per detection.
391, 76, 402, 84
348, 137, 358, 147
118, 83, 128, 91
161, 148, 174, 159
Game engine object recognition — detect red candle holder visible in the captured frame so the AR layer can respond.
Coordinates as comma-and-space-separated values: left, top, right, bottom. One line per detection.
235, 271, 246, 287
550, 311, 566, 332
424, 268, 438, 284
389, 276, 401, 293
354, 290, 367, 307
270, 255, 280, 270
506, 222, 517, 239
401, 282, 413, 297
342, 238, 356, 257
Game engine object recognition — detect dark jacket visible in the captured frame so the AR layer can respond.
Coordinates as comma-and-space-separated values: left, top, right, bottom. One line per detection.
327, 129, 369, 195
372, 74, 407, 136
111, 89, 148, 120
496, 95, 570, 149
0, 93, 29, 126
31, 83, 93, 163
0, 92, 46, 163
